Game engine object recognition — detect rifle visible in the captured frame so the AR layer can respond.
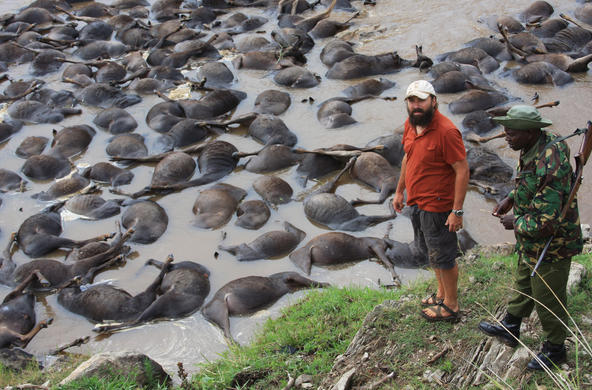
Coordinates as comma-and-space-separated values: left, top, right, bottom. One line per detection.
531, 121, 592, 277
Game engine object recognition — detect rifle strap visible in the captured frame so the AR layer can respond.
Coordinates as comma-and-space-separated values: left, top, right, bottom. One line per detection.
537, 128, 587, 161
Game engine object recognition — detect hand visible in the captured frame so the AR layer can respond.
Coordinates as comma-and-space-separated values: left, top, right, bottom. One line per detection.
500, 214, 515, 230
392, 192, 405, 213
492, 197, 513, 217
446, 213, 463, 232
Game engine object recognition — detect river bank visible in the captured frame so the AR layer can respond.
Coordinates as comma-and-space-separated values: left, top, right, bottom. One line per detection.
2, 241, 590, 389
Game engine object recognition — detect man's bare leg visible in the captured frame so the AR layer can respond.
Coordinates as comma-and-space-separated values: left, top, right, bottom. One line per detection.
422, 268, 445, 305
423, 265, 459, 318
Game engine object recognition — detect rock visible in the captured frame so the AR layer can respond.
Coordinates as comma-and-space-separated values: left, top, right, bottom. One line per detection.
423, 368, 445, 384
331, 367, 356, 390
502, 347, 530, 380
295, 374, 313, 387
473, 340, 515, 386
473, 243, 515, 258
59, 352, 171, 387
581, 315, 592, 326
581, 224, 591, 243
567, 262, 587, 294
0, 348, 41, 371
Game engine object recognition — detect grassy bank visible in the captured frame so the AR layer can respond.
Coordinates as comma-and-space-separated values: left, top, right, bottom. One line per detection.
190, 250, 592, 389
2, 250, 591, 389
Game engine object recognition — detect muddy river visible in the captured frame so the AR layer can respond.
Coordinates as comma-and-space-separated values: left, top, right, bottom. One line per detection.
1, 0, 591, 375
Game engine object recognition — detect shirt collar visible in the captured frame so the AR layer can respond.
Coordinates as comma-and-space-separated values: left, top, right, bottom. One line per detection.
520, 132, 546, 166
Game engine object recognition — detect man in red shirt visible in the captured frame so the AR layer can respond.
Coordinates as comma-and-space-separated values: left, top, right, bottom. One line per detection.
392, 80, 469, 322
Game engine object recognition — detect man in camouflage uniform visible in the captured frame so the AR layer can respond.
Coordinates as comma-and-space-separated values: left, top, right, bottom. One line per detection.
478, 105, 583, 370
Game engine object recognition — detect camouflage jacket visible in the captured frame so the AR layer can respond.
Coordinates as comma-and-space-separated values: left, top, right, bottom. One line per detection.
508, 131, 583, 263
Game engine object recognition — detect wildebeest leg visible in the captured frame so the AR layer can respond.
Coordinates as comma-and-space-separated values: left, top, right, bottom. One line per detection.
369, 242, 401, 286
281, 273, 330, 288
277, 0, 289, 13
0, 233, 18, 283
217, 243, 259, 261
58, 232, 116, 250
294, 0, 337, 31
464, 132, 505, 144
123, 256, 173, 312
165, 172, 230, 192
55, 5, 102, 23
413, 45, 433, 71
2, 271, 42, 303
341, 210, 396, 231
40, 233, 115, 256
145, 254, 176, 270
0, 82, 42, 102
130, 186, 174, 199
202, 295, 235, 343
566, 54, 592, 73
70, 229, 133, 276
145, 258, 166, 269
233, 148, 264, 159
81, 255, 126, 283
127, 292, 192, 324
16, 318, 53, 348
59, 108, 83, 118
498, 24, 528, 60
198, 113, 259, 130
62, 77, 89, 88
313, 155, 357, 195
351, 181, 397, 206
293, 145, 384, 157
559, 12, 590, 30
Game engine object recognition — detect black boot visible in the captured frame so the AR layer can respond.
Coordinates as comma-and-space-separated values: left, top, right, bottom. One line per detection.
478, 313, 521, 347
527, 341, 567, 371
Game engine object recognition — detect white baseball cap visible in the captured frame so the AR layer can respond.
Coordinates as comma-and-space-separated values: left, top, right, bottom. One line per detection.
405, 80, 436, 100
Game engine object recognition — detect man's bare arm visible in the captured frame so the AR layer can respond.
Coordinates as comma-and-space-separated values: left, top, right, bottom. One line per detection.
393, 154, 407, 212
446, 158, 470, 231
451, 158, 469, 211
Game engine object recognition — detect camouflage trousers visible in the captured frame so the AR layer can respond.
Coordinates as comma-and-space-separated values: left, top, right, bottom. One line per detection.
507, 254, 572, 345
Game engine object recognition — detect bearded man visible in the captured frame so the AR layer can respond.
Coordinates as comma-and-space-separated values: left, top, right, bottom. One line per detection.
392, 80, 470, 322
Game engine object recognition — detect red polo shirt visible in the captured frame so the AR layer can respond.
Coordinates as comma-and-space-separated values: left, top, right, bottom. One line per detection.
402, 109, 466, 212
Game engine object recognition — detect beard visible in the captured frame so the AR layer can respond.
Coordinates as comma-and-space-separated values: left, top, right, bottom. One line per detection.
407, 104, 435, 127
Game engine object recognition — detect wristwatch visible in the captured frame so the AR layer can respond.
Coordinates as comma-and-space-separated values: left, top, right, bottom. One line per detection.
452, 209, 464, 217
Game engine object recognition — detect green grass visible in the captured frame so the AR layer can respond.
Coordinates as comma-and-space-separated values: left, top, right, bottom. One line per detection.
0, 355, 170, 390
190, 251, 591, 389
58, 376, 147, 390
0, 354, 88, 388
192, 286, 400, 389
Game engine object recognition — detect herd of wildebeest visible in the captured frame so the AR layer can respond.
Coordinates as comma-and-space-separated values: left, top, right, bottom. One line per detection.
0, 0, 591, 358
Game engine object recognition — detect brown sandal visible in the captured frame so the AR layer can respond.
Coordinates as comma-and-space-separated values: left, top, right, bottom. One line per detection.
421, 293, 443, 307
421, 303, 460, 323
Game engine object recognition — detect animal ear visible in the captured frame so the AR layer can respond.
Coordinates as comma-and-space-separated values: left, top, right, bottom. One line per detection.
288, 248, 312, 275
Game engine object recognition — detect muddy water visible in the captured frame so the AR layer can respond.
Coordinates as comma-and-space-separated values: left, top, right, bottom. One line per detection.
1, 0, 591, 374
